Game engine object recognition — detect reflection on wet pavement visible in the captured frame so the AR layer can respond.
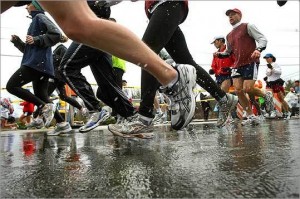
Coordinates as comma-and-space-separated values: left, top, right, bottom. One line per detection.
1, 119, 299, 198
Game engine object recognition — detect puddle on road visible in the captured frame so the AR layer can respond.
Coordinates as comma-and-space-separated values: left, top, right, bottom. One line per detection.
1, 120, 299, 198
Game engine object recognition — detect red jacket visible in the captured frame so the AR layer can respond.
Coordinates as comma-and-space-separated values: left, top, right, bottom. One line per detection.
211, 45, 235, 76
20, 101, 35, 113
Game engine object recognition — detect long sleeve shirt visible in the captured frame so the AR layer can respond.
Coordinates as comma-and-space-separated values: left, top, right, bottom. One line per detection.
266, 62, 282, 82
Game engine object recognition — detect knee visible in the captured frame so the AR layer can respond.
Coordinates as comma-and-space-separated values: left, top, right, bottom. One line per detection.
235, 88, 244, 96
244, 86, 254, 94
6, 82, 14, 94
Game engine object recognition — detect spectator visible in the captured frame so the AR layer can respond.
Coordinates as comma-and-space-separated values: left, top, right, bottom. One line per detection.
19, 100, 35, 125
294, 80, 300, 94
284, 87, 299, 116
122, 80, 133, 103
1, 98, 17, 130
200, 93, 211, 121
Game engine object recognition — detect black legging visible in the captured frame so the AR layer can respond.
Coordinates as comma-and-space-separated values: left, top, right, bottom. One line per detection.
6, 66, 65, 123
139, 1, 226, 118
111, 67, 124, 116
6, 66, 50, 107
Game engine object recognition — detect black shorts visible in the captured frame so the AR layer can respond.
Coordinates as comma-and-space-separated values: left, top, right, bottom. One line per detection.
216, 75, 232, 85
23, 112, 33, 117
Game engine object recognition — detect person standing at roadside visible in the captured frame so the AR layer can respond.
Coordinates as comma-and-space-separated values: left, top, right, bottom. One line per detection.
294, 80, 300, 94
19, 100, 35, 125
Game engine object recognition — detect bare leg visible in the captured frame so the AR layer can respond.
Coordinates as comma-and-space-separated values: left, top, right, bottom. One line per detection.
154, 96, 160, 112
277, 91, 290, 112
39, 1, 176, 86
233, 78, 253, 115
220, 79, 232, 93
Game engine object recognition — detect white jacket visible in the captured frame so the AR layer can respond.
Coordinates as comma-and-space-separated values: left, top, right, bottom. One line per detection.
266, 62, 282, 82
284, 92, 299, 108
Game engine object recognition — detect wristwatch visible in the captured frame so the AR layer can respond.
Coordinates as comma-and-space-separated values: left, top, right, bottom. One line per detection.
255, 47, 262, 52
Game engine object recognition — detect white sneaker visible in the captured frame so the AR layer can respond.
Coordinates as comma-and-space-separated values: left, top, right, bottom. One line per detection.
216, 94, 238, 127
80, 107, 89, 118
264, 113, 270, 118
47, 122, 72, 136
108, 115, 153, 135
160, 64, 197, 130
284, 112, 291, 120
153, 112, 164, 125
241, 115, 260, 126
26, 117, 44, 129
42, 103, 55, 128
270, 111, 276, 118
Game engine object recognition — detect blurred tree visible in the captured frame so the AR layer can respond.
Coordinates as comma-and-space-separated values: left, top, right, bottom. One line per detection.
285, 79, 294, 92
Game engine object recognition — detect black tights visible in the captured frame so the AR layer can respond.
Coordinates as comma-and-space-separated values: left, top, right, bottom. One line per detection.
6, 66, 50, 107
139, 1, 225, 118
6, 66, 64, 123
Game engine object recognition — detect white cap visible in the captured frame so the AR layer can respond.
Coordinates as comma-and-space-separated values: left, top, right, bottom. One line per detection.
211, 35, 225, 44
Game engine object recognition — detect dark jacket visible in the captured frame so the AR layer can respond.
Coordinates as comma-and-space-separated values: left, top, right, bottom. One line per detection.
53, 44, 67, 79
53, 44, 67, 69
12, 10, 61, 77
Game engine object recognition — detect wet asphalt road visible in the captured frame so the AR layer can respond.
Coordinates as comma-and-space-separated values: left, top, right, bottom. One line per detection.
1, 119, 299, 198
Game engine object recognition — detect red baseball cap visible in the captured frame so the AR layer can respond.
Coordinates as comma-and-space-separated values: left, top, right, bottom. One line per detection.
226, 8, 242, 16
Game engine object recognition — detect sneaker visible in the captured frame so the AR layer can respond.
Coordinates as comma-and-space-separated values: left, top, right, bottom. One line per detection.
241, 115, 260, 126
284, 112, 291, 120
216, 93, 239, 128
42, 103, 55, 128
26, 118, 44, 129
47, 122, 72, 136
115, 115, 125, 124
269, 110, 277, 118
153, 112, 164, 125
160, 64, 197, 130
265, 91, 274, 113
80, 107, 89, 118
264, 113, 270, 118
79, 109, 110, 133
108, 115, 153, 135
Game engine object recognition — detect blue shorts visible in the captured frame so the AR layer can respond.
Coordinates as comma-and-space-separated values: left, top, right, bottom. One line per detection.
215, 75, 232, 86
231, 63, 259, 80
